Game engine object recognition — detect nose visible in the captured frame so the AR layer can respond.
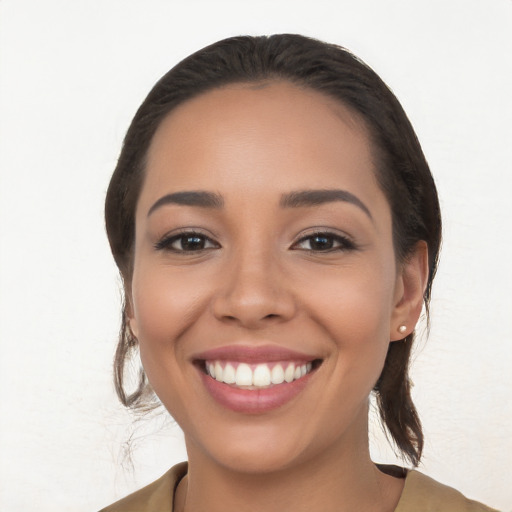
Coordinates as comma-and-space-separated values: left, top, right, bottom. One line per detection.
211, 248, 296, 329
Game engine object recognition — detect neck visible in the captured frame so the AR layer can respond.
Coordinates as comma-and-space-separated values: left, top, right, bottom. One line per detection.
175, 415, 404, 512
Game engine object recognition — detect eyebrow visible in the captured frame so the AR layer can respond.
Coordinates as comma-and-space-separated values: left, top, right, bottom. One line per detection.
147, 188, 372, 220
147, 191, 224, 216
280, 189, 372, 220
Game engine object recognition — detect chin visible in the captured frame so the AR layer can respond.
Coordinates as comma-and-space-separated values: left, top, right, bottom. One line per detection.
208, 442, 309, 476
184, 414, 346, 477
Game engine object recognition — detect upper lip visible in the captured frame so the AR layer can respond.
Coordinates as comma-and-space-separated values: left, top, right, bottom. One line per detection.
192, 344, 318, 364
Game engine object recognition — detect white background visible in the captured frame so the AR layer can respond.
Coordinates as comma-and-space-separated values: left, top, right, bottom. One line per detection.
0, 0, 511, 510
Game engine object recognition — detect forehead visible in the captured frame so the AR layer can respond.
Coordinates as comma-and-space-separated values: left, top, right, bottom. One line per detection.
142, 81, 383, 208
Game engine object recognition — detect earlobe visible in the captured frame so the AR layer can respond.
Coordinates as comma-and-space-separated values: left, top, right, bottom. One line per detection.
127, 314, 139, 339
125, 291, 139, 339
390, 241, 429, 341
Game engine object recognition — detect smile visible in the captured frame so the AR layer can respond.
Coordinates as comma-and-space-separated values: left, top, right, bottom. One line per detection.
205, 360, 314, 388
192, 345, 322, 414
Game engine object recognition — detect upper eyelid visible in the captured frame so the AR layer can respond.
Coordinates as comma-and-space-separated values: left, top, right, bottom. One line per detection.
154, 229, 221, 250
157, 227, 219, 241
293, 227, 355, 242
296, 231, 349, 241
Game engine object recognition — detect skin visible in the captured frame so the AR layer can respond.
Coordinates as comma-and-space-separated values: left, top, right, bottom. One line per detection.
128, 82, 428, 512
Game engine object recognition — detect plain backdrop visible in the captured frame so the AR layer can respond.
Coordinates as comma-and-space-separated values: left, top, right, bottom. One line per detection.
0, 0, 511, 510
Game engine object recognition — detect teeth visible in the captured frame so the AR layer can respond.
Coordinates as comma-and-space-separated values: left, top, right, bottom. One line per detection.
284, 363, 295, 383
214, 362, 223, 382
223, 363, 236, 384
271, 364, 285, 384
253, 364, 271, 386
235, 363, 253, 386
206, 360, 314, 388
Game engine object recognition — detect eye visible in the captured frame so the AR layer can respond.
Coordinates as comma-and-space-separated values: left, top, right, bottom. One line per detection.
155, 231, 219, 252
291, 232, 355, 252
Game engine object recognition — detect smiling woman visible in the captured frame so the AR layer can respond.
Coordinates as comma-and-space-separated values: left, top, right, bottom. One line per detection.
100, 35, 496, 512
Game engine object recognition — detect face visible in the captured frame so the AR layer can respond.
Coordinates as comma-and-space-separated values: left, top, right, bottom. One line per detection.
129, 82, 421, 474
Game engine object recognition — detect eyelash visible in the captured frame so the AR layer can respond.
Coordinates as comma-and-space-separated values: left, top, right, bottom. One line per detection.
154, 230, 219, 253
291, 231, 356, 253
154, 230, 356, 254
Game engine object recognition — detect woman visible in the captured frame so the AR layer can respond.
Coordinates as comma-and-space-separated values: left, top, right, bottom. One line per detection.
100, 34, 496, 511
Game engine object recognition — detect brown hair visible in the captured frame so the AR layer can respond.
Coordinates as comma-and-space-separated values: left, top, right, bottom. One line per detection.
105, 34, 442, 467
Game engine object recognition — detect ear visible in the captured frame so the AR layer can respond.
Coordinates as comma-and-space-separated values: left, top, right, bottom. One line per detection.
390, 241, 429, 342
124, 284, 139, 339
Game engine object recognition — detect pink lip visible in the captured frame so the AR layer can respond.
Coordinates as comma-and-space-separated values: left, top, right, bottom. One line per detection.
198, 370, 315, 414
192, 344, 320, 414
192, 344, 316, 363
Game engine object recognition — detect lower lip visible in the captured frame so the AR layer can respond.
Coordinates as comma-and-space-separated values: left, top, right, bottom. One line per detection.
198, 369, 314, 414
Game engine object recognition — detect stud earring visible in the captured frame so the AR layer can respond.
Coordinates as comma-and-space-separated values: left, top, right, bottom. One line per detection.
398, 325, 407, 334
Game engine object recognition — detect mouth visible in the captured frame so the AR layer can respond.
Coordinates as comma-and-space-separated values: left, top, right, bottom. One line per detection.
192, 345, 323, 413
198, 359, 322, 389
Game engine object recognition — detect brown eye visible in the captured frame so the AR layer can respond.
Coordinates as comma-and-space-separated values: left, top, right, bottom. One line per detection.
307, 234, 335, 251
155, 232, 219, 252
292, 232, 355, 252
180, 234, 208, 251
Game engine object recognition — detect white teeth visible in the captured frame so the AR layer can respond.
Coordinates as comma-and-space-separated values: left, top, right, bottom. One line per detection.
235, 363, 253, 386
271, 364, 285, 384
214, 362, 223, 382
223, 363, 236, 384
253, 364, 271, 386
284, 363, 295, 383
206, 360, 315, 388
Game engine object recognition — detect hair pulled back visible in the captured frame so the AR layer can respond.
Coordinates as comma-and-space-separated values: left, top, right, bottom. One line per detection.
105, 34, 442, 467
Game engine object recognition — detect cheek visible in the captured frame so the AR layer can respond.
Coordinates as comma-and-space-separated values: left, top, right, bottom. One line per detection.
299, 259, 396, 337
297, 259, 395, 384
129, 265, 211, 419
129, 263, 210, 377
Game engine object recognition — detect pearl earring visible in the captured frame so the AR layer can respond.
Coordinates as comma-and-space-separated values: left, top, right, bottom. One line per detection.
398, 325, 407, 334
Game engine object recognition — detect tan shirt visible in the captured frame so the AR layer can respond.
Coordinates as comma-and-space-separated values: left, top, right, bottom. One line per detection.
99, 462, 499, 512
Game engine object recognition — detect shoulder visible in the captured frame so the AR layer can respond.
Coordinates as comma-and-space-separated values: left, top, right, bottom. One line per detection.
98, 462, 188, 512
396, 470, 499, 512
